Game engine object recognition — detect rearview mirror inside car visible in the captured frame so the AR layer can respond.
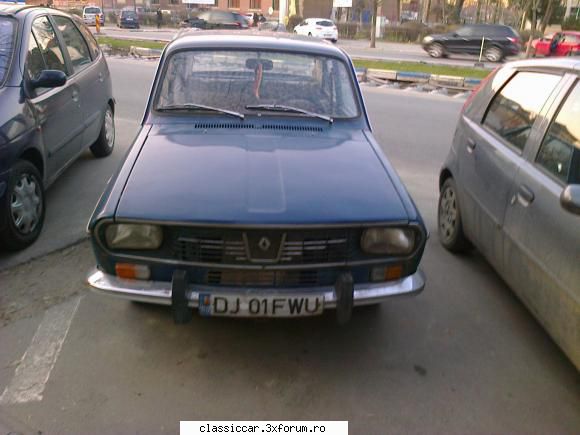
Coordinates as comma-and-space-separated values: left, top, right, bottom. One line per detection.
246, 59, 274, 71
31, 70, 67, 89
560, 185, 580, 215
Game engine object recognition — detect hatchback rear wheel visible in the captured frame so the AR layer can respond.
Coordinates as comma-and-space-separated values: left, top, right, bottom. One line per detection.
427, 43, 444, 58
484, 46, 503, 62
90, 105, 115, 158
438, 178, 470, 253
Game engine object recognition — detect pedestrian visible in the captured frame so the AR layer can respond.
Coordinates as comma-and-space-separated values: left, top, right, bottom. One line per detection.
252, 12, 258, 27
156, 9, 162, 29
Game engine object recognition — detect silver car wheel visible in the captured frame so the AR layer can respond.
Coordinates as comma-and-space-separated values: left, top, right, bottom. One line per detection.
10, 174, 42, 235
104, 108, 115, 149
439, 185, 458, 243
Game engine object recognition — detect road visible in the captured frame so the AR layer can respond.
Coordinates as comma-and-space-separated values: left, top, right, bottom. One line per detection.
96, 25, 506, 68
0, 57, 578, 434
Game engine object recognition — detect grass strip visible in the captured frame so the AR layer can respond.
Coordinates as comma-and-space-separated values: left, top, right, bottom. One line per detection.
96, 36, 167, 50
352, 59, 490, 79
95, 36, 489, 79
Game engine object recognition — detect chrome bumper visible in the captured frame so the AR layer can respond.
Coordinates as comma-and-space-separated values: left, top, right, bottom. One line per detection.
87, 268, 425, 309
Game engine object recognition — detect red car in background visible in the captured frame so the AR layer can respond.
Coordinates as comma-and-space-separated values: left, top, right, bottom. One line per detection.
532, 31, 580, 57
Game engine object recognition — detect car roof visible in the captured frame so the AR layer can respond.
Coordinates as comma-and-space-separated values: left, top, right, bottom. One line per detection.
0, 3, 36, 15
506, 57, 580, 72
169, 31, 348, 60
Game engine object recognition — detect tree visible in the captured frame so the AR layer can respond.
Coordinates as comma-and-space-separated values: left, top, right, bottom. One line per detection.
370, 0, 382, 48
450, 0, 466, 23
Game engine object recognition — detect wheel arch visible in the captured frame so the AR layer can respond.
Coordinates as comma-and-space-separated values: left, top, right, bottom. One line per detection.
439, 168, 454, 191
19, 147, 44, 180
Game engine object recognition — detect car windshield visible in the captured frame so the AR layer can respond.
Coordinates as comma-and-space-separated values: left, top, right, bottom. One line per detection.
85, 7, 101, 14
0, 17, 15, 86
156, 50, 359, 119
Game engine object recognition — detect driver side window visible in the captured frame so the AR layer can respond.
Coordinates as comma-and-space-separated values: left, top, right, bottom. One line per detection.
31, 16, 67, 74
26, 33, 46, 82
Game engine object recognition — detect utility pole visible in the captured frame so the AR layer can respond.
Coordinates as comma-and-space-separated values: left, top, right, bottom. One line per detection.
526, 0, 538, 57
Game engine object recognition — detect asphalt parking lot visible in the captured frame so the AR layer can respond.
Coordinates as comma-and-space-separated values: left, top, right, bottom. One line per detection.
0, 57, 578, 434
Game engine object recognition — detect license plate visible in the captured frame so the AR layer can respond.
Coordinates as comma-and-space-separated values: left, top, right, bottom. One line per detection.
198, 293, 324, 317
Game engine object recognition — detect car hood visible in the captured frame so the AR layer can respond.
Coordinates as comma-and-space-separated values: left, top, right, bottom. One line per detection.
115, 125, 409, 225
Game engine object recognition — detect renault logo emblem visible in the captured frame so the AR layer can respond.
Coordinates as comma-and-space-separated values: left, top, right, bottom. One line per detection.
258, 237, 271, 251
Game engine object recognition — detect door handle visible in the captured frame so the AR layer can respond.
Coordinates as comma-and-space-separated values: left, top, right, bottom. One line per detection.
467, 138, 476, 153
516, 185, 535, 207
72, 89, 79, 102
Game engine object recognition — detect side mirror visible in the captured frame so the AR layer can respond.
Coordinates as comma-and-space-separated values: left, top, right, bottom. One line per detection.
31, 70, 67, 89
560, 185, 580, 215
452, 32, 459, 37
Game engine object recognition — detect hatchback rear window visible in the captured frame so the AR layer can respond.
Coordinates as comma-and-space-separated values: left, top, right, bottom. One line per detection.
316, 21, 334, 27
0, 17, 15, 85
84, 7, 101, 14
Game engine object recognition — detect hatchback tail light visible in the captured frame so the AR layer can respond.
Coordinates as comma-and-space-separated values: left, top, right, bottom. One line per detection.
507, 36, 519, 45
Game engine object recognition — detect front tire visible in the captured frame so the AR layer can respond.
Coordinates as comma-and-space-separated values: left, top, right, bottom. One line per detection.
0, 160, 45, 251
90, 105, 115, 158
438, 178, 470, 253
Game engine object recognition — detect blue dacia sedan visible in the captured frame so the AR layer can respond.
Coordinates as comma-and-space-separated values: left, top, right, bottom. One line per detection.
87, 33, 427, 324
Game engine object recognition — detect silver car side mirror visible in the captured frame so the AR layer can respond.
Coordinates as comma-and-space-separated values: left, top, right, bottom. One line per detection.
560, 185, 580, 215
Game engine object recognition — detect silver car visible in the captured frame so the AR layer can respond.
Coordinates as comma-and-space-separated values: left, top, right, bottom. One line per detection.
438, 58, 580, 369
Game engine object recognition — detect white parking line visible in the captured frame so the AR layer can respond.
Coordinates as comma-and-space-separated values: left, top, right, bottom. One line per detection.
0, 297, 81, 405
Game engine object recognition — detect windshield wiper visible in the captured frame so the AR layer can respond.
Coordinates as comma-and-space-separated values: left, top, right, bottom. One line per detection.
245, 104, 333, 124
157, 103, 244, 120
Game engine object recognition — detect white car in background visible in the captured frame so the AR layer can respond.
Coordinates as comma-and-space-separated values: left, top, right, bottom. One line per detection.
82, 5, 104, 26
293, 18, 338, 42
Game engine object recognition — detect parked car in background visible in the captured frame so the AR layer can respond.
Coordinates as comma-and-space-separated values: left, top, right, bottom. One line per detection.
82, 5, 104, 26
87, 33, 427, 325
193, 10, 249, 30
244, 12, 266, 27
258, 20, 286, 32
293, 18, 338, 43
438, 58, 580, 369
532, 31, 580, 57
0, 4, 115, 251
422, 24, 520, 62
179, 15, 205, 29
117, 9, 140, 29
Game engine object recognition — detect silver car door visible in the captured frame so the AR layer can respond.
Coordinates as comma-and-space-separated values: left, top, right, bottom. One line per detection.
457, 71, 562, 268
503, 77, 580, 367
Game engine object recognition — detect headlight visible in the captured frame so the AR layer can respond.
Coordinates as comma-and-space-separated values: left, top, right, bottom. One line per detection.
360, 228, 415, 255
423, 36, 433, 43
105, 224, 163, 250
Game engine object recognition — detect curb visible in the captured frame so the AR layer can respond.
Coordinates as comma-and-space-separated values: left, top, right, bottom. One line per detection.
360, 67, 482, 89
129, 46, 164, 58
101, 44, 483, 90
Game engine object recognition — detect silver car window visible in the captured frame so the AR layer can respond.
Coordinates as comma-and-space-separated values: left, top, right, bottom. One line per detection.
536, 82, 580, 184
32, 16, 67, 75
483, 72, 561, 152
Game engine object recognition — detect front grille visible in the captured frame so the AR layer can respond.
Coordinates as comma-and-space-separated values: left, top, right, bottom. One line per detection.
205, 269, 320, 286
171, 228, 358, 266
